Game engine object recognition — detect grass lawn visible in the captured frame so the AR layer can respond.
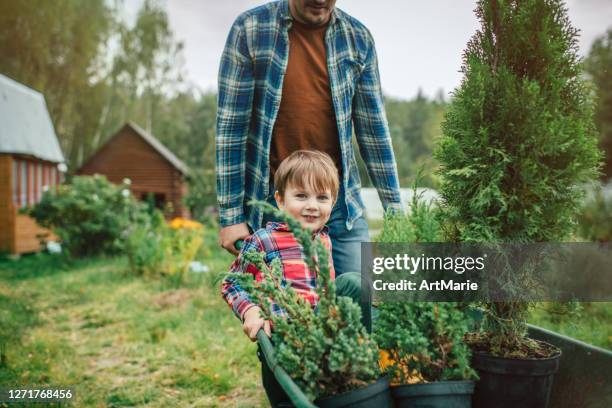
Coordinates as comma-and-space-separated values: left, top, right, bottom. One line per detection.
1, 240, 609, 408
529, 302, 612, 350
0, 246, 268, 407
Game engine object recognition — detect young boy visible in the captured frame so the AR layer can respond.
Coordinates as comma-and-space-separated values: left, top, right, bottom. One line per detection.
221, 150, 368, 406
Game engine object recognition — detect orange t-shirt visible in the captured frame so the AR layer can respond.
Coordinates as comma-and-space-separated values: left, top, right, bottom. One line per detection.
269, 19, 342, 181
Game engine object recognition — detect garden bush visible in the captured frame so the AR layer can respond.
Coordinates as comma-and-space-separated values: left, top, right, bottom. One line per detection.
376, 302, 477, 384
123, 212, 204, 285
234, 203, 379, 401
29, 175, 144, 257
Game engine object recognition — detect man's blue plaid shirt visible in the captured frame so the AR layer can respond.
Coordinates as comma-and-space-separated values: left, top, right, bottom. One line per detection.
216, 0, 402, 230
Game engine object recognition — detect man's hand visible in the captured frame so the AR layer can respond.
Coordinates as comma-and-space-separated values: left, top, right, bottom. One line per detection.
219, 222, 250, 255
242, 306, 271, 342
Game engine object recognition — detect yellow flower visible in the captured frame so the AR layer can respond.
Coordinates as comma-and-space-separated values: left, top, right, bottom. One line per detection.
379, 349, 425, 385
169, 217, 203, 230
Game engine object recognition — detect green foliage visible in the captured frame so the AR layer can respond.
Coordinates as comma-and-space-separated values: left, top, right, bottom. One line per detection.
184, 169, 218, 223
530, 302, 612, 350
375, 180, 441, 244
29, 175, 144, 257
435, 0, 602, 355
386, 92, 446, 188
123, 214, 204, 286
374, 183, 475, 383
356, 93, 446, 188
577, 183, 612, 241
235, 203, 379, 401
584, 29, 612, 179
375, 303, 477, 383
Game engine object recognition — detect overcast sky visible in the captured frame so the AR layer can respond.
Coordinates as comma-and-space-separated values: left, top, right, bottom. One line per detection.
126, 0, 612, 100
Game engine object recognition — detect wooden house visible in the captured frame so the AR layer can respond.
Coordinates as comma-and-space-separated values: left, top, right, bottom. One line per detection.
0, 74, 64, 254
77, 122, 190, 219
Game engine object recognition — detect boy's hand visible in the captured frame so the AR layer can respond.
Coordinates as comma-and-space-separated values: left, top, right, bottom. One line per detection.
242, 306, 271, 341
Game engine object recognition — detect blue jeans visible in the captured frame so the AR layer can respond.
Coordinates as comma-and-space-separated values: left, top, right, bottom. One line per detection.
261, 186, 370, 276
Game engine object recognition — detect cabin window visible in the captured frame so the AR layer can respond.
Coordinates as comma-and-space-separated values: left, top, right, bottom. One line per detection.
37, 163, 43, 202
43, 165, 48, 191
12, 159, 19, 205
142, 192, 166, 211
28, 162, 35, 205
154, 193, 166, 209
50, 167, 56, 186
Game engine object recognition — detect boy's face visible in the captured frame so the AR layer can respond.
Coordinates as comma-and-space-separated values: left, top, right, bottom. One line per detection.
275, 182, 334, 231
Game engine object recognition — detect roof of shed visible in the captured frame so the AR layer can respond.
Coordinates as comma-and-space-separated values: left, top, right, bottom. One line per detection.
85, 122, 190, 176
126, 122, 190, 175
0, 73, 65, 163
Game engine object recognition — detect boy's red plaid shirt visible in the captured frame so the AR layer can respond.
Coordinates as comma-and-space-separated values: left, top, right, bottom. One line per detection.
221, 222, 335, 320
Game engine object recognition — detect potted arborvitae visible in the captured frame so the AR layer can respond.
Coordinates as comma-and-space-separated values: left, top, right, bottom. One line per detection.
375, 186, 478, 407
237, 203, 392, 407
435, 0, 602, 407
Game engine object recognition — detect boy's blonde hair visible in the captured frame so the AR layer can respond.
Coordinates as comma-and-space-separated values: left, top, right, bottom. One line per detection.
274, 150, 340, 203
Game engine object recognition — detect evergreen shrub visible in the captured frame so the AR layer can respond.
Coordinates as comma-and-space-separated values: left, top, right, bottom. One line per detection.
374, 187, 476, 384
376, 183, 441, 243
376, 302, 477, 384
235, 203, 380, 401
435, 0, 602, 356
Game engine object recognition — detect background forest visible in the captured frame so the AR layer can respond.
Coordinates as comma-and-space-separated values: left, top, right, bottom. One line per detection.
1, 0, 610, 220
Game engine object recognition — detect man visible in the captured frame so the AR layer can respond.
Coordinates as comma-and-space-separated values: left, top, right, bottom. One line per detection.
216, 0, 402, 275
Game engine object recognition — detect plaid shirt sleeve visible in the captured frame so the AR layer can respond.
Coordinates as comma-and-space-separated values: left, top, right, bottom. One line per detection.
352, 31, 403, 213
216, 16, 255, 227
220, 234, 263, 321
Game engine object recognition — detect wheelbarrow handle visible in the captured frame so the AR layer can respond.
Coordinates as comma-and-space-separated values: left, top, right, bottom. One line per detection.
234, 239, 244, 251
256, 329, 318, 408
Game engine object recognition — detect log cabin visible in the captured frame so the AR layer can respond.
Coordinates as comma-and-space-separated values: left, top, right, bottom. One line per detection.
0, 74, 64, 254
77, 122, 190, 219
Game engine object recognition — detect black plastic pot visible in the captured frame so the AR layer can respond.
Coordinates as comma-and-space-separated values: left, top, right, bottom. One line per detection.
314, 376, 392, 408
471, 345, 561, 408
391, 380, 475, 408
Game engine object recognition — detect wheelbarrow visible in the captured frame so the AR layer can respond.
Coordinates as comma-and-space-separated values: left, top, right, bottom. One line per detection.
256, 328, 318, 408
233, 239, 317, 407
